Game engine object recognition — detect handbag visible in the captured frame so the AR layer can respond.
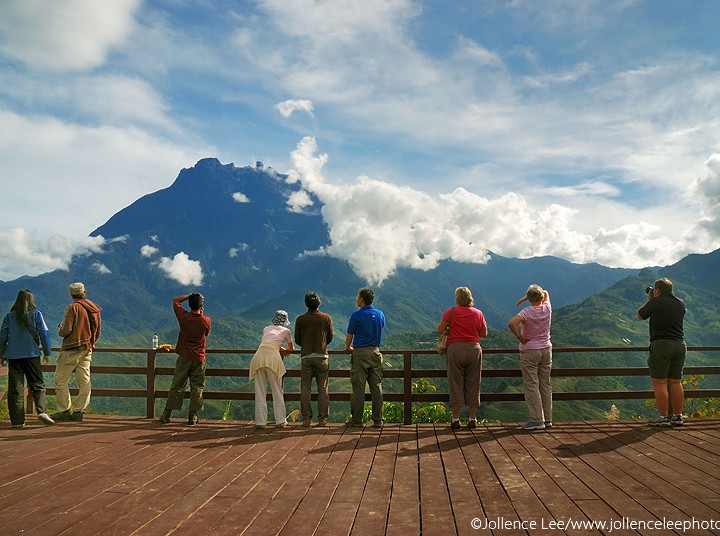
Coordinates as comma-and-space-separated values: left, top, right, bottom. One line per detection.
437, 307, 455, 354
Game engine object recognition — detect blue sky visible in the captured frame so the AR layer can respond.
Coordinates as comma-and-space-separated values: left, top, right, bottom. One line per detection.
1, 0, 720, 283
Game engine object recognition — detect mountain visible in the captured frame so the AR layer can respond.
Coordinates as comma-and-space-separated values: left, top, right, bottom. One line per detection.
0, 158, 640, 345
3, 158, 719, 422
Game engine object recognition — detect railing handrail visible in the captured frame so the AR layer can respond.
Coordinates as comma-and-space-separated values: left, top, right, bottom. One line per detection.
30, 346, 720, 424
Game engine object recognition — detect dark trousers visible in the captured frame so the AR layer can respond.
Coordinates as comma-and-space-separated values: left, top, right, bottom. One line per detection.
300, 356, 329, 421
8, 357, 47, 425
350, 347, 384, 424
164, 356, 206, 413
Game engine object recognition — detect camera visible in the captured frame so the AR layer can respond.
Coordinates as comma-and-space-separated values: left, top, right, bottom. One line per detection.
645, 286, 654, 295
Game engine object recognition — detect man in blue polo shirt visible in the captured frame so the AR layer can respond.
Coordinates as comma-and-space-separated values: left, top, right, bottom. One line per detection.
345, 287, 386, 427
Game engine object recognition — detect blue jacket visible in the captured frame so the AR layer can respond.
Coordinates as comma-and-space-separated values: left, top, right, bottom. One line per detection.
0, 310, 52, 359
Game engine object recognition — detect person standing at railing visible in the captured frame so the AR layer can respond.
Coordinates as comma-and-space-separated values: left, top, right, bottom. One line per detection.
437, 286, 488, 430
250, 310, 294, 429
637, 277, 687, 427
295, 292, 334, 427
0, 290, 55, 428
508, 285, 552, 431
345, 288, 386, 428
52, 282, 102, 423
158, 293, 211, 425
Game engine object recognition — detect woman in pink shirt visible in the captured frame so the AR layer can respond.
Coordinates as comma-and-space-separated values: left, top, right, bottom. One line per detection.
250, 310, 294, 429
437, 287, 488, 430
508, 285, 552, 431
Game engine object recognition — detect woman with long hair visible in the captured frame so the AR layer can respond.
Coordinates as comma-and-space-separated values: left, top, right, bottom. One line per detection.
0, 290, 55, 427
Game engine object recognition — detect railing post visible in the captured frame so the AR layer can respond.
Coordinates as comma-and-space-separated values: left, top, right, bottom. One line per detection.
147, 351, 157, 418
404, 352, 412, 425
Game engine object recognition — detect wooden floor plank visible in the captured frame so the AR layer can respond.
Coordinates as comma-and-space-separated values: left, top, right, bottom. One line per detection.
0, 417, 718, 536
385, 426, 421, 536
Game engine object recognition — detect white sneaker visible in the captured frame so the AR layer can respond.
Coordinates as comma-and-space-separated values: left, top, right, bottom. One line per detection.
38, 413, 55, 425
521, 421, 546, 430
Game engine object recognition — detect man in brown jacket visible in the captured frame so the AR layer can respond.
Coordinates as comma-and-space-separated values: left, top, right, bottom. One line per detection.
52, 282, 102, 422
294, 291, 334, 426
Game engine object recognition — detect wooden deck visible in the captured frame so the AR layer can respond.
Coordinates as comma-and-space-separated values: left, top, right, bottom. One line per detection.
0, 417, 719, 535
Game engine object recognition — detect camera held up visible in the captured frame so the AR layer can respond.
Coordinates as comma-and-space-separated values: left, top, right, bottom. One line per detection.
645, 286, 654, 295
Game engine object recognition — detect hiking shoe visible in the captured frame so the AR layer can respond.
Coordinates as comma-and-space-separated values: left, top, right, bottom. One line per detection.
649, 415, 671, 427
670, 414, 684, 426
451, 420, 461, 430
277, 421, 288, 428
521, 422, 546, 430
467, 419, 477, 429
303, 418, 312, 427
69, 411, 84, 422
188, 413, 199, 425
38, 413, 55, 425
544, 421, 553, 429
318, 419, 327, 426
158, 411, 171, 424
51, 410, 72, 421
12, 423, 25, 429
373, 421, 383, 428
255, 424, 266, 429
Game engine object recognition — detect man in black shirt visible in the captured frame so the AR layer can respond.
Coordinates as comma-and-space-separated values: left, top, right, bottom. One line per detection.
637, 278, 687, 427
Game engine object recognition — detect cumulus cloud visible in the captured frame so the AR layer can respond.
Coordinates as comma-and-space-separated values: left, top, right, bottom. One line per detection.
0, 0, 140, 72
287, 190, 314, 213
156, 252, 203, 286
275, 99, 314, 118
0, 229, 106, 281
91, 261, 111, 274
232, 192, 250, 203
686, 153, 720, 245
287, 137, 696, 284
140, 244, 159, 257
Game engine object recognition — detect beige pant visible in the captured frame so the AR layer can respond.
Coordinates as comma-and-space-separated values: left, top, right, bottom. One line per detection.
254, 367, 286, 426
520, 347, 552, 423
54, 348, 93, 412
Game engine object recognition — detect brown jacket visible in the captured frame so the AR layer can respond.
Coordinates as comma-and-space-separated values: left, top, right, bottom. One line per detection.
294, 310, 334, 357
59, 298, 102, 350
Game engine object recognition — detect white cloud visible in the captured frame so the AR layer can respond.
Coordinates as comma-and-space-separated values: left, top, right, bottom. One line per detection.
140, 244, 159, 257
232, 192, 250, 203
287, 190, 314, 213
0, 229, 105, 281
91, 261, 111, 274
686, 153, 720, 245
229, 243, 249, 257
156, 252, 204, 286
288, 137, 699, 284
0, 0, 140, 72
275, 99, 314, 118
544, 181, 621, 198
0, 110, 209, 239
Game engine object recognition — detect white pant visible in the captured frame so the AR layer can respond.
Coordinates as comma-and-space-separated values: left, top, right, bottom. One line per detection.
253, 367, 286, 426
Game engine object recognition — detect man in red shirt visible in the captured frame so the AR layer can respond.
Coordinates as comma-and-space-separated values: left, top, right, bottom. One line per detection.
159, 293, 211, 425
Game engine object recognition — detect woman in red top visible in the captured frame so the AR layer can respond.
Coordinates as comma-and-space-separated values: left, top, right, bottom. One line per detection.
437, 287, 488, 430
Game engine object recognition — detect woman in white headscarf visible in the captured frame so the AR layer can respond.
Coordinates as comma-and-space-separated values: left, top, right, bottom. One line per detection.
249, 310, 294, 428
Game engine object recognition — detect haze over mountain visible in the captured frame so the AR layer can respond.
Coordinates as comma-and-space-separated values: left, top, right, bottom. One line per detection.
0, 158, 644, 343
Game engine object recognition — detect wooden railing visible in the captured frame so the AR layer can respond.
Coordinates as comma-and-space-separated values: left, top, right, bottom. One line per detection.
23, 346, 720, 425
